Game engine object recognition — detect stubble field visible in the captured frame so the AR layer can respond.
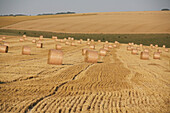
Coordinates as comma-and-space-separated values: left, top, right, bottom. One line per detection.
0, 35, 169, 113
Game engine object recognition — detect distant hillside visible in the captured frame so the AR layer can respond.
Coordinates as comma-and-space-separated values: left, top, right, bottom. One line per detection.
1, 11, 170, 34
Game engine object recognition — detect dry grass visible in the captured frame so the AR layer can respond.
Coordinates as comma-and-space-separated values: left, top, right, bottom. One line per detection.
1, 11, 170, 34
0, 35, 169, 113
0, 13, 97, 28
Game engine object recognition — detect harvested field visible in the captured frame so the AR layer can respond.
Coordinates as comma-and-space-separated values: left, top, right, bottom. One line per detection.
0, 35, 170, 113
1, 11, 170, 34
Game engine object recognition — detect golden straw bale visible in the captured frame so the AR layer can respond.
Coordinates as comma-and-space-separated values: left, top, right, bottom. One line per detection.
140, 44, 143, 47
91, 39, 94, 42
22, 46, 31, 55
113, 44, 117, 48
153, 52, 160, 59
87, 41, 90, 45
65, 41, 70, 45
150, 44, 153, 47
85, 50, 98, 63
77, 40, 81, 44
157, 49, 162, 53
87, 38, 90, 41
163, 45, 166, 48
82, 48, 89, 55
48, 49, 63, 65
143, 48, 149, 53
155, 45, 158, 47
140, 52, 149, 60
89, 44, 95, 49
127, 46, 133, 51
36, 43, 43, 48
99, 48, 107, 56
0, 45, 8, 53
56, 44, 62, 50
71, 38, 74, 41
52, 36, 57, 39
131, 49, 138, 55
23, 35, 26, 38
71, 42, 76, 46
165, 48, 169, 52
39, 35, 43, 40
98, 40, 101, 42
105, 41, 108, 44
0, 38, 3, 41
60, 39, 64, 43
32, 39, 36, 43
108, 44, 113, 49
19, 38, 24, 42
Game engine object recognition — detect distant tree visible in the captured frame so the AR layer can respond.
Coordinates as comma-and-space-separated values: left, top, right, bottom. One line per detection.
161, 8, 170, 11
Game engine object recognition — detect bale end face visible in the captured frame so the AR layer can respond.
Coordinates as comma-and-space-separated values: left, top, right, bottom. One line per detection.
32, 39, 36, 43
165, 48, 169, 52
89, 45, 95, 49
37, 43, 43, 48
153, 52, 160, 59
131, 49, 138, 55
0, 45, 8, 53
82, 48, 89, 55
85, 50, 98, 63
56, 44, 62, 50
22, 46, 31, 55
48, 49, 63, 65
99, 49, 107, 56
140, 52, 149, 60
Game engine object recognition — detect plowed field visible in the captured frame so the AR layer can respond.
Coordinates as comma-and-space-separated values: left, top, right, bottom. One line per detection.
0, 35, 170, 113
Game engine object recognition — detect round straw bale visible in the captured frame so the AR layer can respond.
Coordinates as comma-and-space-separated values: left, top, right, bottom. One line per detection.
82, 48, 89, 55
80, 39, 83, 42
56, 44, 62, 50
143, 48, 149, 53
140, 44, 143, 47
99, 48, 107, 56
23, 35, 26, 38
105, 41, 108, 44
87, 38, 90, 41
68, 37, 71, 40
132, 43, 134, 45
140, 52, 149, 60
155, 45, 158, 47
32, 39, 36, 43
60, 39, 64, 43
65, 41, 70, 45
153, 52, 160, 59
39, 35, 43, 40
108, 44, 113, 49
85, 50, 98, 63
0, 45, 8, 53
115, 41, 118, 44
98, 40, 101, 42
77, 40, 81, 44
131, 49, 138, 55
137, 47, 141, 51
91, 39, 94, 42
87, 41, 90, 45
113, 44, 117, 48
127, 46, 133, 51
52, 36, 57, 39
151, 46, 155, 49
157, 49, 162, 53
19, 38, 24, 42
163, 45, 166, 48
0, 38, 3, 41
89, 44, 95, 49
150, 44, 153, 47
64, 38, 67, 41
71, 38, 74, 41
71, 42, 76, 46
36, 43, 43, 48
165, 48, 169, 52
48, 49, 63, 65
22, 46, 31, 55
